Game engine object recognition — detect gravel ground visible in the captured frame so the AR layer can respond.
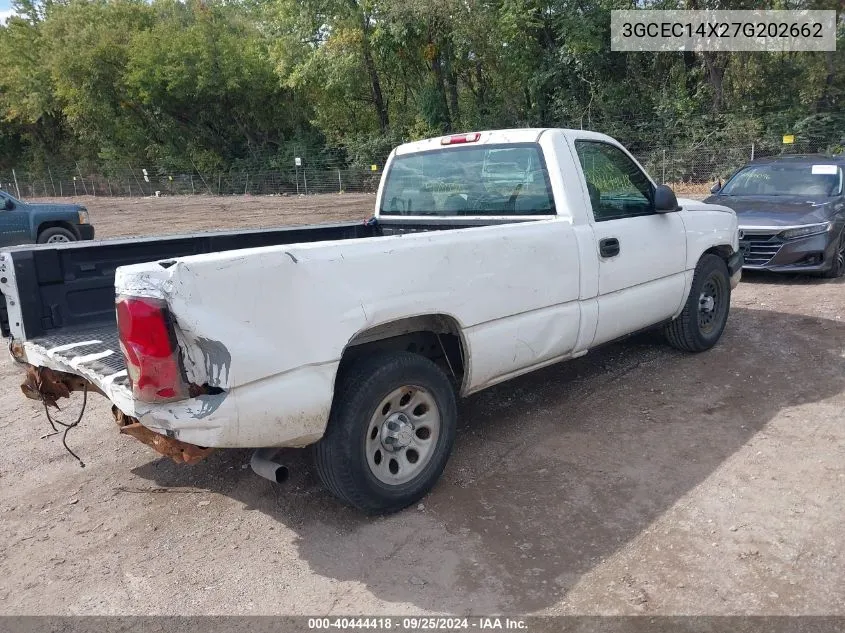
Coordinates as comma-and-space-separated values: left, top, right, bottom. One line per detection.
0, 194, 843, 615
31, 193, 377, 238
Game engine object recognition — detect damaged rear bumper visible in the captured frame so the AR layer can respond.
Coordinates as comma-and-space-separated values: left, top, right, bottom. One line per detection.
113, 406, 213, 464
20, 364, 214, 465
16, 336, 338, 451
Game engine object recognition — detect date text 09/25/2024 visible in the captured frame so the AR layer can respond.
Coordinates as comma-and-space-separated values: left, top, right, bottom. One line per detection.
308, 617, 529, 631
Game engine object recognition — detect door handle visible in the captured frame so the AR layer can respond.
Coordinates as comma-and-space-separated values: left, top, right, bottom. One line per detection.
599, 237, 620, 258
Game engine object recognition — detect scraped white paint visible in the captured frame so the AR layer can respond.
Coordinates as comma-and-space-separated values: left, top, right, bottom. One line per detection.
101, 370, 128, 387
68, 350, 114, 366
47, 340, 104, 353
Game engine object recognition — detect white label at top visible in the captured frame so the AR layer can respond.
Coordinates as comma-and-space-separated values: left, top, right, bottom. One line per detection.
811, 165, 838, 175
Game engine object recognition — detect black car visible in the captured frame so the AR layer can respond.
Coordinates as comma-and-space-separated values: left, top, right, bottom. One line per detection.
705, 155, 845, 278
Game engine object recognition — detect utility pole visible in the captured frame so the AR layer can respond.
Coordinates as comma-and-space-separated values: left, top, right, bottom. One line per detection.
47, 166, 56, 196
76, 162, 89, 195
12, 169, 21, 199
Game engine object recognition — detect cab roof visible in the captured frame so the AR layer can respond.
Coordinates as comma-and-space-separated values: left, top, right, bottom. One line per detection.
392, 128, 619, 156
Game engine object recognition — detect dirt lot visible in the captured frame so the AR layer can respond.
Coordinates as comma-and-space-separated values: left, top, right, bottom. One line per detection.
28, 192, 378, 238
1, 195, 843, 615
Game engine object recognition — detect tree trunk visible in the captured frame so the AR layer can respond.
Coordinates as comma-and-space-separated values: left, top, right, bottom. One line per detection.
362, 45, 389, 132
428, 37, 453, 132
531, 14, 557, 126
686, 0, 728, 113
354, 4, 389, 132
443, 39, 460, 128
475, 59, 487, 118
817, 50, 836, 111
701, 52, 726, 113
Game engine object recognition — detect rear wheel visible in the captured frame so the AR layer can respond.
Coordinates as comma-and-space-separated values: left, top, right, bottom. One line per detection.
37, 227, 76, 244
313, 351, 457, 514
665, 254, 731, 352
822, 234, 845, 279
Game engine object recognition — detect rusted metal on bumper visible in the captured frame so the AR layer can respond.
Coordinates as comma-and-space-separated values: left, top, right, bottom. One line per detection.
20, 365, 104, 408
19, 363, 214, 465
120, 423, 214, 464
9, 340, 26, 363
112, 406, 214, 465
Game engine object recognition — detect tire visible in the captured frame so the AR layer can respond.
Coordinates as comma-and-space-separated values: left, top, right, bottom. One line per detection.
37, 227, 77, 244
822, 234, 845, 279
664, 254, 731, 352
313, 351, 457, 514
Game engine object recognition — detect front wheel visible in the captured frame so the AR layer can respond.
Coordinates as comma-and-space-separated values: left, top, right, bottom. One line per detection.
664, 254, 731, 352
822, 234, 845, 279
37, 227, 77, 244
313, 351, 457, 514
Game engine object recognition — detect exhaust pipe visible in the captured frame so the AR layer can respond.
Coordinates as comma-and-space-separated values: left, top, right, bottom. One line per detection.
250, 448, 289, 484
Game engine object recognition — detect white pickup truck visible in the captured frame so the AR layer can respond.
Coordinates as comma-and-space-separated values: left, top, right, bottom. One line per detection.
1, 128, 742, 513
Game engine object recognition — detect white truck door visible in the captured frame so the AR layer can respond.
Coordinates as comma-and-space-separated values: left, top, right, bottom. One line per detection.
572, 139, 687, 345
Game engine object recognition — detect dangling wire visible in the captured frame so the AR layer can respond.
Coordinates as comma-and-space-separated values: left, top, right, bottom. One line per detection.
42, 385, 88, 468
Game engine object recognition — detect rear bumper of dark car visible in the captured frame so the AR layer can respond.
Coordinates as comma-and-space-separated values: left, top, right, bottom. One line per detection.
739, 230, 837, 273
76, 225, 95, 240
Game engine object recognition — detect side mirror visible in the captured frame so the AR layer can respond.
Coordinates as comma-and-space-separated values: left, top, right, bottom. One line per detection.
654, 184, 680, 213
710, 179, 722, 194
2, 198, 13, 210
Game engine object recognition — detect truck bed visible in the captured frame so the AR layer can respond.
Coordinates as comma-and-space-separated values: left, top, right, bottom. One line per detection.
2, 222, 373, 342
2, 217, 525, 356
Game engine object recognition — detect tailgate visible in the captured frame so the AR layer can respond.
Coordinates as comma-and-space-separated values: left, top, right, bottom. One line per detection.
21, 323, 131, 403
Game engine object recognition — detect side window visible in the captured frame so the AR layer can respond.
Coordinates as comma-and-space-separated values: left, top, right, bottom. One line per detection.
575, 141, 654, 221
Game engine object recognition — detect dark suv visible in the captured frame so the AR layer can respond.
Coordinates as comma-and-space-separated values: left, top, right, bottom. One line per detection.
0, 189, 95, 247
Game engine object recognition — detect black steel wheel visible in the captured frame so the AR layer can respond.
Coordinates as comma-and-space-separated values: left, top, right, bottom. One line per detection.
665, 254, 731, 352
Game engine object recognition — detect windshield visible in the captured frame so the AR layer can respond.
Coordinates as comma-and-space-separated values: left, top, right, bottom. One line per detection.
721, 163, 843, 197
379, 143, 555, 216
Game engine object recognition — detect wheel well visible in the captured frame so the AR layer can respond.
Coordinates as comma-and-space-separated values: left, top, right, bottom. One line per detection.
37, 221, 78, 239
703, 244, 733, 263
341, 315, 467, 391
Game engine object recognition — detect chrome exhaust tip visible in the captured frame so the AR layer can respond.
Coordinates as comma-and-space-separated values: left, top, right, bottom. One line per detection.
250, 448, 289, 484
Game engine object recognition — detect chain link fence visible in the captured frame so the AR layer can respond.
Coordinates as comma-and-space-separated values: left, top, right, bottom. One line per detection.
0, 143, 834, 200
0, 166, 385, 199
632, 143, 806, 193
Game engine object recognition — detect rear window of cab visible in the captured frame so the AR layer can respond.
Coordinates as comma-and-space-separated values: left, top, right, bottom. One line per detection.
379, 143, 556, 217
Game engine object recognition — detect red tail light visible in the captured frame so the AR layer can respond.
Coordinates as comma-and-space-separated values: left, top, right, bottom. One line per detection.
441, 132, 480, 145
116, 296, 187, 403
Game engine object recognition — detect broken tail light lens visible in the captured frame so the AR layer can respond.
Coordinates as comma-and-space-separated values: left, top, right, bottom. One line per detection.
116, 296, 187, 403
